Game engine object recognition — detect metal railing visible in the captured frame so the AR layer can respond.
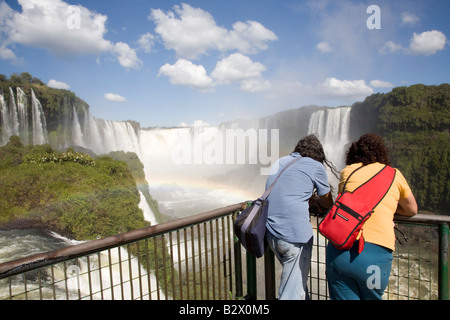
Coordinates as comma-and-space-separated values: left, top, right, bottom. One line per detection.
0, 203, 448, 300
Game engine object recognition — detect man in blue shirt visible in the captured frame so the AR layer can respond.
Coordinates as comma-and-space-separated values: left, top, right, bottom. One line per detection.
265, 135, 335, 300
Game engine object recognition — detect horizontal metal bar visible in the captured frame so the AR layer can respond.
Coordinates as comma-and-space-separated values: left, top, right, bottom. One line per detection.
0, 206, 447, 282
394, 213, 450, 225
0, 202, 245, 279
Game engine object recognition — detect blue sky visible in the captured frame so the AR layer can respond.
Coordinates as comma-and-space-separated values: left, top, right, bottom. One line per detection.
0, 0, 448, 127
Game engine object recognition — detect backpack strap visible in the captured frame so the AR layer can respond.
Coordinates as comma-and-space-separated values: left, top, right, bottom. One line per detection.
342, 164, 396, 208
260, 155, 302, 201
341, 164, 396, 253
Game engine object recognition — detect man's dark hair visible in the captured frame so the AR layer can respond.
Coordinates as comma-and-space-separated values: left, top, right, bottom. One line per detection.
293, 134, 338, 178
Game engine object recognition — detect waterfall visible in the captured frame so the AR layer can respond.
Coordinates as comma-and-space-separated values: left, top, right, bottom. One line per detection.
82, 106, 103, 153
138, 190, 157, 225
72, 106, 84, 146
0, 87, 352, 217
0, 94, 10, 144
0, 229, 164, 300
308, 106, 351, 173
8, 88, 19, 137
31, 89, 48, 145
16, 88, 29, 145
0, 88, 21, 144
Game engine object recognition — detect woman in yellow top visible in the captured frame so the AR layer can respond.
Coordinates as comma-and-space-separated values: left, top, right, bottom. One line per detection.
326, 134, 417, 300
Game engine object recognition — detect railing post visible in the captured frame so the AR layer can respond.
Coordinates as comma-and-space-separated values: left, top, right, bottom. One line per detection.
233, 233, 243, 300
246, 251, 257, 300
439, 223, 449, 300
264, 247, 276, 300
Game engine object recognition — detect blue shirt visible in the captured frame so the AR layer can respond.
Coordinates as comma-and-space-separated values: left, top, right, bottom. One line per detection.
265, 152, 330, 243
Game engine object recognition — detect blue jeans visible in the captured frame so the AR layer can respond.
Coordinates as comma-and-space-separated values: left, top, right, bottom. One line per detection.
266, 231, 313, 300
326, 241, 393, 300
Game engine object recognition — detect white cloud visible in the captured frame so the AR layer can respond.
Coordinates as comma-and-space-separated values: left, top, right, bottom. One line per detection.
320, 77, 373, 100
0, 46, 18, 63
222, 20, 278, 55
104, 93, 126, 102
409, 30, 446, 55
381, 30, 446, 56
158, 53, 270, 92
370, 80, 393, 88
379, 40, 407, 54
47, 79, 70, 89
149, 3, 277, 60
316, 41, 333, 53
149, 4, 274, 93
266, 76, 376, 111
112, 42, 142, 69
401, 12, 420, 27
0, 0, 141, 69
138, 32, 156, 53
211, 53, 270, 92
158, 59, 214, 91
6, 0, 111, 56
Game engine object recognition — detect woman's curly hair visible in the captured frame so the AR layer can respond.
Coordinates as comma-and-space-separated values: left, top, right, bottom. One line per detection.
346, 133, 391, 166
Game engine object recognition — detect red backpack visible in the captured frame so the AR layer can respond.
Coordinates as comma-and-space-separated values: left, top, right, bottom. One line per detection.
318, 165, 396, 253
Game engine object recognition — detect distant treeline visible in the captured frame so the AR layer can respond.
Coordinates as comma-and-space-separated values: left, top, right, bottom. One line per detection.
350, 83, 449, 214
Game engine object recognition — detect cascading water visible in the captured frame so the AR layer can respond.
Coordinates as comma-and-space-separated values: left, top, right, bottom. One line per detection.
0, 94, 10, 143
307, 106, 351, 173
16, 88, 29, 145
72, 106, 84, 147
30, 89, 48, 145
1, 88, 347, 217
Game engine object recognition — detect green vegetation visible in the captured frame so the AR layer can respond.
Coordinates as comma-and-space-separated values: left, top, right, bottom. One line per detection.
351, 84, 449, 214
107, 150, 167, 223
1, 72, 89, 148
1, 72, 88, 117
0, 136, 149, 240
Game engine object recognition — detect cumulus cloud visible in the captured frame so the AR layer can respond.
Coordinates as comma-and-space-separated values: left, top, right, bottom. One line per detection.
267, 76, 376, 110
47, 79, 70, 89
149, 4, 275, 92
319, 77, 373, 100
158, 59, 214, 91
157, 53, 270, 92
149, 3, 277, 60
401, 12, 420, 27
0, 0, 141, 69
211, 53, 270, 92
104, 93, 126, 102
112, 42, 141, 70
379, 41, 407, 54
138, 32, 156, 53
223, 20, 278, 54
380, 30, 446, 56
409, 30, 447, 55
370, 80, 393, 88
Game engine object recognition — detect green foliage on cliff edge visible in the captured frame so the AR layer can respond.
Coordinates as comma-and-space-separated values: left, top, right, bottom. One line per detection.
0, 72, 89, 130
0, 136, 149, 240
350, 84, 450, 214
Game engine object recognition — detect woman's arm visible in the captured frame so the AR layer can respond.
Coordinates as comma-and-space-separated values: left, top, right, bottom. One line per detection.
396, 192, 418, 216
